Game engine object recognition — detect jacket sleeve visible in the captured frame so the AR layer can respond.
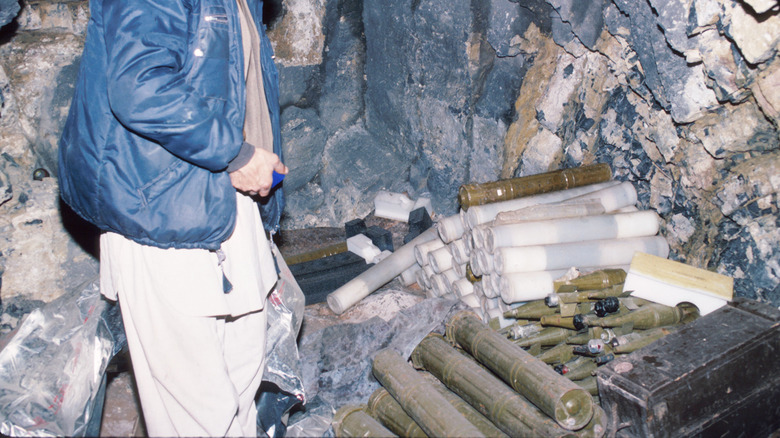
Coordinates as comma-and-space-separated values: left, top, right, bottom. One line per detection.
103, 0, 242, 172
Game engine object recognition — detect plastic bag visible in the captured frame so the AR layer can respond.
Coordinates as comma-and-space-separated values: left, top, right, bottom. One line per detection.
257, 244, 307, 437
0, 280, 123, 437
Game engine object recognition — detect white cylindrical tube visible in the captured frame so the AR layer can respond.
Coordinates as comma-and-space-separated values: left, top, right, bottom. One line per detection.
465, 229, 477, 254
484, 296, 500, 310
477, 249, 495, 276
415, 268, 430, 290
327, 227, 439, 314
470, 225, 488, 251
437, 213, 466, 243
422, 263, 436, 286
499, 269, 570, 304
428, 246, 454, 274
464, 181, 619, 228
448, 239, 470, 266
430, 274, 449, 297
486, 210, 661, 253
442, 269, 460, 291
566, 181, 637, 212
469, 252, 483, 277
493, 200, 606, 226
493, 236, 670, 274
460, 293, 481, 309
399, 263, 422, 286
414, 238, 446, 266
481, 274, 498, 299
472, 280, 485, 298
453, 262, 468, 278
452, 278, 474, 298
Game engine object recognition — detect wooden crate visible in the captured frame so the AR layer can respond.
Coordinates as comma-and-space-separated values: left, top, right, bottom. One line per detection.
596, 297, 780, 437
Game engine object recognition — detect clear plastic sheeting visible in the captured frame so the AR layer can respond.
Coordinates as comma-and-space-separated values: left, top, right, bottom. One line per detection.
0, 280, 124, 437
285, 395, 335, 438
257, 245, 308, 437
289, 292, 468, 436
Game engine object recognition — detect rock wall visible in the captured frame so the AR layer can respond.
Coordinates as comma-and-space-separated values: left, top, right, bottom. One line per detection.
0, 0, 777, 307
0, 1, 97, 306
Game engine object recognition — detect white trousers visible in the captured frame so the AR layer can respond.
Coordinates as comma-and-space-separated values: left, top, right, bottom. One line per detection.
100, 194, 277, 437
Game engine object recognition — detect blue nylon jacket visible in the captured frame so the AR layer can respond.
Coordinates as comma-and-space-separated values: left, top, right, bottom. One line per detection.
58, 0, 284, 250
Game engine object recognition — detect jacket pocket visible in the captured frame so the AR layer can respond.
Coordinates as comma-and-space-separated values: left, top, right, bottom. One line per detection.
190, 5, 230, 98
138, 159, 191, 207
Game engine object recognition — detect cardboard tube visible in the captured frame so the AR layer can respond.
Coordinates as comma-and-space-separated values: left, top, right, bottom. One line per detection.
464, 181, 619, 229
566, 181, 637, 212
414, 238, 446, 267
493, 200, 605, 226
494, 236, 669, 274
499, 270, 571, 304
428, 246, 454, 274
328, 228, 439, 314
486, 210, 661, 253
452, 278, 474, 298
437, 214, 466, 243
400, 263, 423, 286
448, 239, 470, 266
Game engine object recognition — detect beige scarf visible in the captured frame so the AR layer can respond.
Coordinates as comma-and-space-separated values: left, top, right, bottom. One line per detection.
236, 0, 273, 153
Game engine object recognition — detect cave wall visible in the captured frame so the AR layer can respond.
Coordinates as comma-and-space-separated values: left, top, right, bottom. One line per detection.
0, 0, 777, 307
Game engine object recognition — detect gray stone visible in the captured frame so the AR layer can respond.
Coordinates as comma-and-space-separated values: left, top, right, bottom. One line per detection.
319, 124, 411, 224
0, 164, 11, 207
515, 127, 562, 177
475, 46, 527, 122
512, 0, 555, 36
364, 0, 475, 214
691, 103, 778, 159
317, 0, 365, 134
0, 0, 20, 28
281, 182, 328, 230
609, 0, 719, 123
487, 0, 530, 57
277, 65, 320, 109
469, 116, 506, 184
716, 216, 780, 306
722, 0, 780, 65
648, 0, 695, 53
547, 0, 605, 50
713, 150, 780, 224
280, 106, 328, 192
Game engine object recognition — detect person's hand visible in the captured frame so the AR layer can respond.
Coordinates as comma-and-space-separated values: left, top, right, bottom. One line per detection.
229, 148, 288, 197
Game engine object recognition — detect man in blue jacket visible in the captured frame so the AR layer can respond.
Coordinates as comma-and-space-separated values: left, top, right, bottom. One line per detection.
58, 0, 287, 435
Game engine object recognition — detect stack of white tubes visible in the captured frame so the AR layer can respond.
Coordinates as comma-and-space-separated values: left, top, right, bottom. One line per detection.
397, 181, 669, 325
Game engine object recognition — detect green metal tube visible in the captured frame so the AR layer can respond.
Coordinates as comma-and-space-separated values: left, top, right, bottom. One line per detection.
515, 327, 578, 348
553, 268, 627, 292
410, 334, 574, 437
590, 303, 685, 329
372, 348, 485, 438
578, 404, 608, 438
611, 327, 675, 354
573, 376, 599, 396
419, 371, 510, 438
540, 315, 584, 330
458, 163, 612, 210
283, 241, 348, 265
333, 405, 398, 437
503, 300, 559, 319
367, 387, 428, 438
536, 343, 575, 365
562, 357, 598, 381
446, 311, 594, 430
